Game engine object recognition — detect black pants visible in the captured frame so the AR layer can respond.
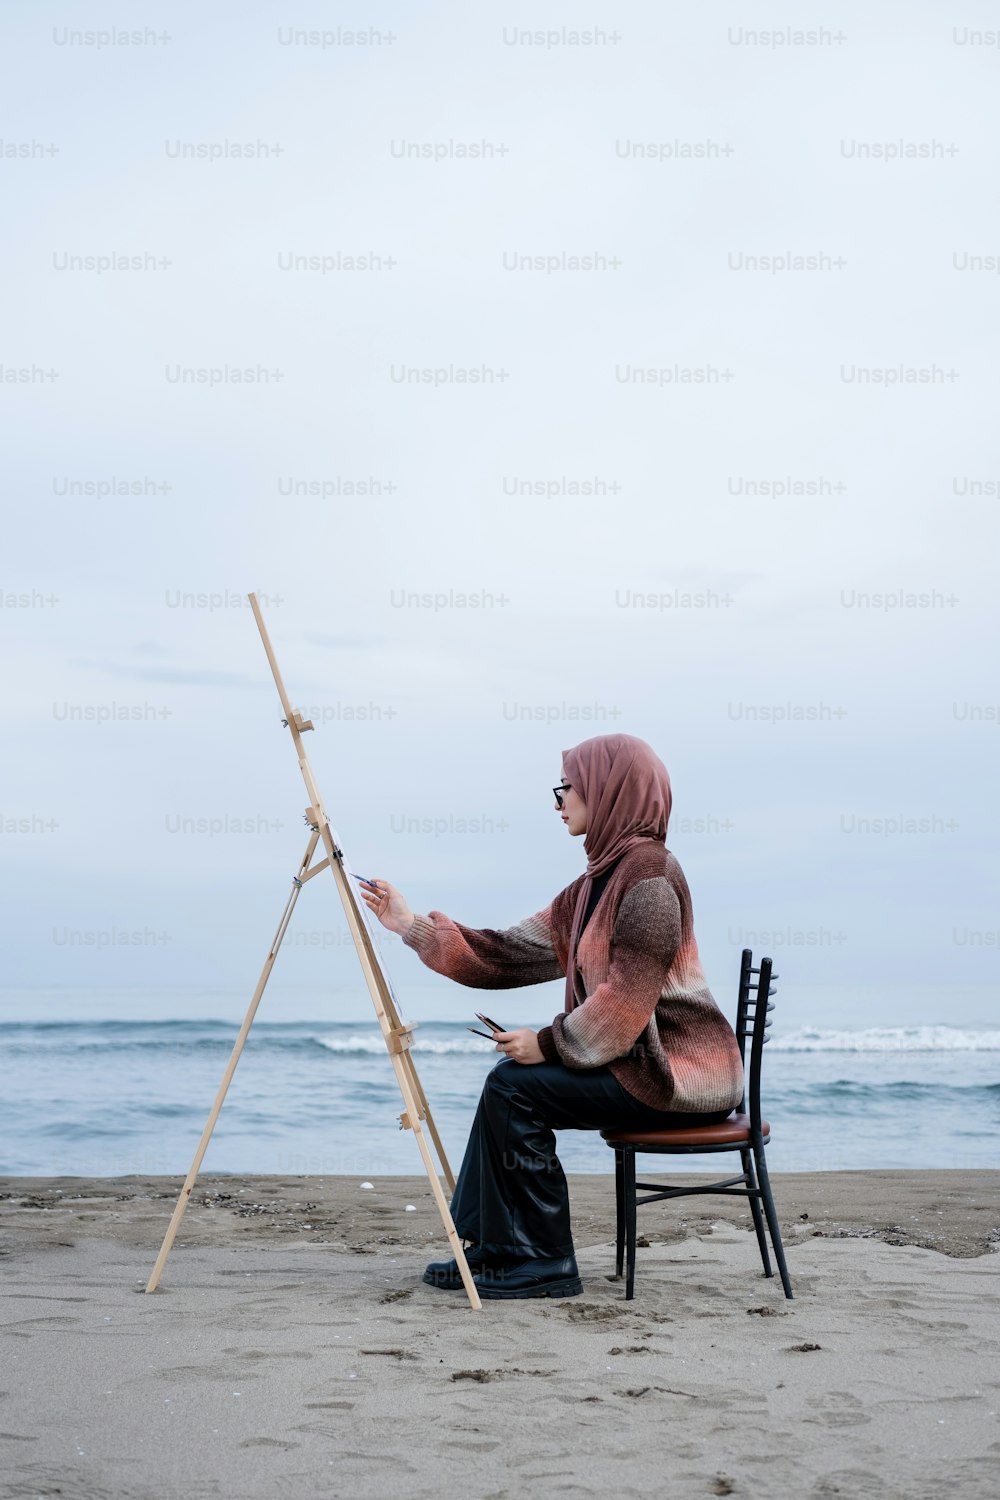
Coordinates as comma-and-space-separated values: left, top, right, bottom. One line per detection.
449, 1058, 733, 1261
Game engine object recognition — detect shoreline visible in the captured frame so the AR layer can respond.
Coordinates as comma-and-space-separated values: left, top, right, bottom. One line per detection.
2, 1169, 997, 1261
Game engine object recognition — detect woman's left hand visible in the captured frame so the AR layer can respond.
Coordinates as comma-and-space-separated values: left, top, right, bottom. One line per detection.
493, 1028, 544, 1065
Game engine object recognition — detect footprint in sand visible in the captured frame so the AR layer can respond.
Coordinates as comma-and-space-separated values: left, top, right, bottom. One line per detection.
5, 1295, 88, 1304
12, 1316, 81, 1328
562, 1303, 620, 1323
293, 1421, 354, 1439
805, 1391, 871, 1428
220, 1348, 312, 1362
813, 1468, 883, 1496
159, 1365, 246, 1383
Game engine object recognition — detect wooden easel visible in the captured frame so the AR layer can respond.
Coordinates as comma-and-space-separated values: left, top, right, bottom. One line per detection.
145, 593, 481, 1309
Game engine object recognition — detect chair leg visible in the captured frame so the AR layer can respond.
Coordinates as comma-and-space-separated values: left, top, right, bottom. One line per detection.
741, 1147, 773, 1280
623, 1148, 637, 1301
614, 1148, 625, 1279
753, 1145, 793, 1299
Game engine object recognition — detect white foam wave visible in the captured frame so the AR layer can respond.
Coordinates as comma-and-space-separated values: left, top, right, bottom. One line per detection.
314, 1025, 1000, 1056
771, 1026, 1000, 1053
316, 1034, 495, 1056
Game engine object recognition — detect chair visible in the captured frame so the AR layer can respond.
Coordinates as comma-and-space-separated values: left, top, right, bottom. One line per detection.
600, 949, 793, 1301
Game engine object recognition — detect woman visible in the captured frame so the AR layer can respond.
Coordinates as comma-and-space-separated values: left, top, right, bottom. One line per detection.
360, 732, 744, 1300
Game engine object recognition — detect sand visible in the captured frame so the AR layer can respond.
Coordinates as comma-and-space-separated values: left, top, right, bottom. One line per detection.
1, 1171, 998, 1499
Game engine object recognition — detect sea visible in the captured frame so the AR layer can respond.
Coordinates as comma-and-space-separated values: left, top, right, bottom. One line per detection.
2, 982, 997, 1180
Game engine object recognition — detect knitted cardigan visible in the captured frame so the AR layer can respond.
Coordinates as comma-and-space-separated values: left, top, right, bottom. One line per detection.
402, 842, 744, 1113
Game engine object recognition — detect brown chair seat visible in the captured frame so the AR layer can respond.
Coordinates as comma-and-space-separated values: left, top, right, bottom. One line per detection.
601, 1112, 769, 1148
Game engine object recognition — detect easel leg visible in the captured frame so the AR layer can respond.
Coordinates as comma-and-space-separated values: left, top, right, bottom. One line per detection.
144, 840, 317, 1293
399, 1049, 455, 1193
389, 1053, 481, 1310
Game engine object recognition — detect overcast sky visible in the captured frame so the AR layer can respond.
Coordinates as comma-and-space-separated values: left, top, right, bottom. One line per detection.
2, 1, 998, 1023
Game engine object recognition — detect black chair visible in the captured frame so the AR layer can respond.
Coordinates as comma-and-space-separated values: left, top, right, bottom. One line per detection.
600, 949, 792, 1301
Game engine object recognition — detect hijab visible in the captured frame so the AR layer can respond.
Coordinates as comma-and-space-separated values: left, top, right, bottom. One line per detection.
560, 734, 672, 1011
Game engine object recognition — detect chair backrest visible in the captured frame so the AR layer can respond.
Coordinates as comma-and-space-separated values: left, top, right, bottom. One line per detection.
734, 948, 776, 1136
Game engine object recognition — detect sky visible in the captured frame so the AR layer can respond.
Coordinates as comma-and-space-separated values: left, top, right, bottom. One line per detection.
2, 1, 998, 1024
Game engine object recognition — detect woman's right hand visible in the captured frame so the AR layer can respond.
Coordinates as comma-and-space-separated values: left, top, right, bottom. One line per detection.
358, 878, 415, 938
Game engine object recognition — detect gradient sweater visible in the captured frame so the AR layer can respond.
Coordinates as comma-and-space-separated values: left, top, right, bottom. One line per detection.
402, 842, 744, 1113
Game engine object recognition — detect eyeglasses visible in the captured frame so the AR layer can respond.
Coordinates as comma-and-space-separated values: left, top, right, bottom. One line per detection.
553, 782, 572, 808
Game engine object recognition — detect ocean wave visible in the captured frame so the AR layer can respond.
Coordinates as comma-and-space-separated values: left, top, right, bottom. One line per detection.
316, 1025, 1000, 1057
3, 1020, 997, 1057
771, 1025, 1000, 1052
776, 1078, 1000, 1097
0, 1025, 498, 1058
315, 1034, 495, 1056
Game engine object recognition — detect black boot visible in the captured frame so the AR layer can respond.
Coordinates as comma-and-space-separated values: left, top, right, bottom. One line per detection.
423, 1245, 514, 1290
473, 1253, 583, 1300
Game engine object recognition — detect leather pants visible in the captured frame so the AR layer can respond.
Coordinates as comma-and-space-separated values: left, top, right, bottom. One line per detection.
448, 1058, 734, 1261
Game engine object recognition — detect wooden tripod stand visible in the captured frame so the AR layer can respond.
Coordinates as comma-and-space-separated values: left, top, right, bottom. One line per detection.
144, 593, 481, 1309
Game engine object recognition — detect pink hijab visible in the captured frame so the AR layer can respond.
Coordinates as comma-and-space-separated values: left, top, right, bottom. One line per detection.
560, 734, 672, 1011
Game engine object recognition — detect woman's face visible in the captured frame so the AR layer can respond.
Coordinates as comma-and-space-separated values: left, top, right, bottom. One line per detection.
556, 769, 588, 836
